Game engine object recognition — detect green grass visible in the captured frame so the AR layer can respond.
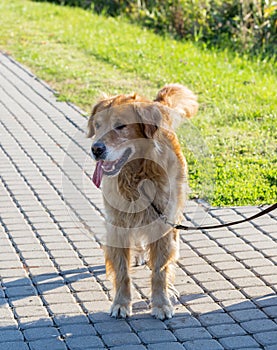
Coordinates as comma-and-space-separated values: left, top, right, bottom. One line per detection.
0, 0, 276, 206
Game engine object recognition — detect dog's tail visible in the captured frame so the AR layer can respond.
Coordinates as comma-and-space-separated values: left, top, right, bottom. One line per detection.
154, 84, 198, 127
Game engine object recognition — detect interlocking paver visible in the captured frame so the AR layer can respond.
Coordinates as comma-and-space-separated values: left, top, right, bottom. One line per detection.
65, 335, 105, 349
184, 339, 224, 350
138, 329, 177, 343
198, 312, 235, 326
23, 326, 61, 341
0, 342, 29, 350
59, 323, 97, 337
112, 346, 147, 350
102, 332, 141, 347
219, 335, 260, 349
230, 308, 268, 322
29, 338, 67, 350
242, 285, 274, 298
241, 319, 277, 333
262, 306, 277, 318
148, 343, 184, 350
253, 330, 277, 346
165, 315, 201, 330
0, 329, 24, 342
0, 51, 277, 350
211, 289, 245, 302
174, 327, 212, 342
94, 319, 131, 334
207, 323, 246, 337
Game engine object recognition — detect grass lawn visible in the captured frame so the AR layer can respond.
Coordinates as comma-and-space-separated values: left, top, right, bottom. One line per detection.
0, 0, 276, 206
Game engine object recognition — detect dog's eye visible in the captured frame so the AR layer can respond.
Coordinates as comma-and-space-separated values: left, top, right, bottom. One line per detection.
94, 122, 101, 130
114, 123, 127, 130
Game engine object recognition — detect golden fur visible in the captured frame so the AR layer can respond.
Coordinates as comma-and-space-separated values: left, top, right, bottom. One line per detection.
88, 84, 198, 319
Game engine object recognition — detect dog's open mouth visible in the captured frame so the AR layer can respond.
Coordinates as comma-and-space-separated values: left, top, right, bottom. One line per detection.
92, 148, 132, 188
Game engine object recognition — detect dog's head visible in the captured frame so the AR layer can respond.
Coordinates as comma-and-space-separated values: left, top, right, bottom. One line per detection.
88, 94, 163, 187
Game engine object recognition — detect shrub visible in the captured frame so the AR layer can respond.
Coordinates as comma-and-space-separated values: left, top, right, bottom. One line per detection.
33, 0, 277, 57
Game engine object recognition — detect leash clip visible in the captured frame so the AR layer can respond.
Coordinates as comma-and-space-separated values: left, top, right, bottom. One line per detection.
159, 214, 168, 224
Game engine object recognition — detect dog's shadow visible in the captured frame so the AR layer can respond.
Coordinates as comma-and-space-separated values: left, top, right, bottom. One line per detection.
1, 268, 276, 347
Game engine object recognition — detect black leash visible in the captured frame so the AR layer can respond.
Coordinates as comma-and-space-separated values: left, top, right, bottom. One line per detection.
174, 202, 277, 231
148, 194, 277, 231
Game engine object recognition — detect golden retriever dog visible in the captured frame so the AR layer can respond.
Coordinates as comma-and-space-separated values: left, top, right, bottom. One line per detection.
88, 84, 198, 320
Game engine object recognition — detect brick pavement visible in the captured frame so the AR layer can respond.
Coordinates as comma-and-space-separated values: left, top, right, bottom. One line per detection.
0, 52, 277, 350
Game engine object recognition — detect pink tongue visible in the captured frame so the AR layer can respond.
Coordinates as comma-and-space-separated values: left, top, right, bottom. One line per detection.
92, 160, 104, 188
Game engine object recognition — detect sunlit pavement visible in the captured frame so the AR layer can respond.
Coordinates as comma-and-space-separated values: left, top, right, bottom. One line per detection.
0, 52, 277, 350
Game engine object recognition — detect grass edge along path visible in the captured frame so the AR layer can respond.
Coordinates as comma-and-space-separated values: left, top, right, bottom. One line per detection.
0, 0, 276, 206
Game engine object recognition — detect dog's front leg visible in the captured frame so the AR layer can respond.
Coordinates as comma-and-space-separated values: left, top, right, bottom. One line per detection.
105, 246, 131, 318
149, 229, 178, 320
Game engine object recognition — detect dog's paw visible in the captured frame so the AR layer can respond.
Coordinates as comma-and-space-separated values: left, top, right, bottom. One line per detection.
151, 304, 174, 320
110, 303, 131, 318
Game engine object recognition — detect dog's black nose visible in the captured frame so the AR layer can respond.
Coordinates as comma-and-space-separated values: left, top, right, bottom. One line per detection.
91, 142, 106, 160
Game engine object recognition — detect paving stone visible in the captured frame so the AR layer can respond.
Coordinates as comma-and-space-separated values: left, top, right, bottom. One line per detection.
206, 253, 236, 263
183, 264, 215, 274
244, 258, 274, 268
207, 323, 246, 337
2, 276, 34, 288
112, 346, 147, 350
265, 345, 277, 350
180, 294, 214, 306
75, 290, 108, 302
222, 268, 255, 279
47, 302, 83, 316
29, 338, 67, 350
23, 326, 60, 341
222, 299, 256, 312
88, 311, 114, 323
94, 319, 131, 334
36, 284, 68, 295
17, 316, 54, 330
198, 312, 235, 326
253, 265, 277, 276
148, 343, 184, 350
193, 271, 225, 283
254, 294, 277, 308
165, 315, 201, 330
0, 342, 29, 350
188, 302, 223, 314
53, 315, 89, 327
211, 289, 245, 301
230, 308, 268, 322
65, 335, 105, 349
102, 332, 141, 347
174, 327, 212, 342
14, 305, 49, 318
42, 292, 76, 305
0, 329, 24, 342
232, 277, 265, 288
184, 339, 224, 350
242, 286, 274, 298
5, 285, 37, 298
138, 330, 176, 343
59, 323, 96, 337
241, 319, 277, 333
200, 280, 235, 292
262, 306, 277, 318
1, 51, 277, 350
262, 274, 277, 285
219, 335, 260, 349
253, 331, 277, 346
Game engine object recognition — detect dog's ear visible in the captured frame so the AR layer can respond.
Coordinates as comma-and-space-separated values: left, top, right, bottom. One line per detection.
135, 104, 162, 138
87, 114, 95, 138
87, 94, 109, 138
